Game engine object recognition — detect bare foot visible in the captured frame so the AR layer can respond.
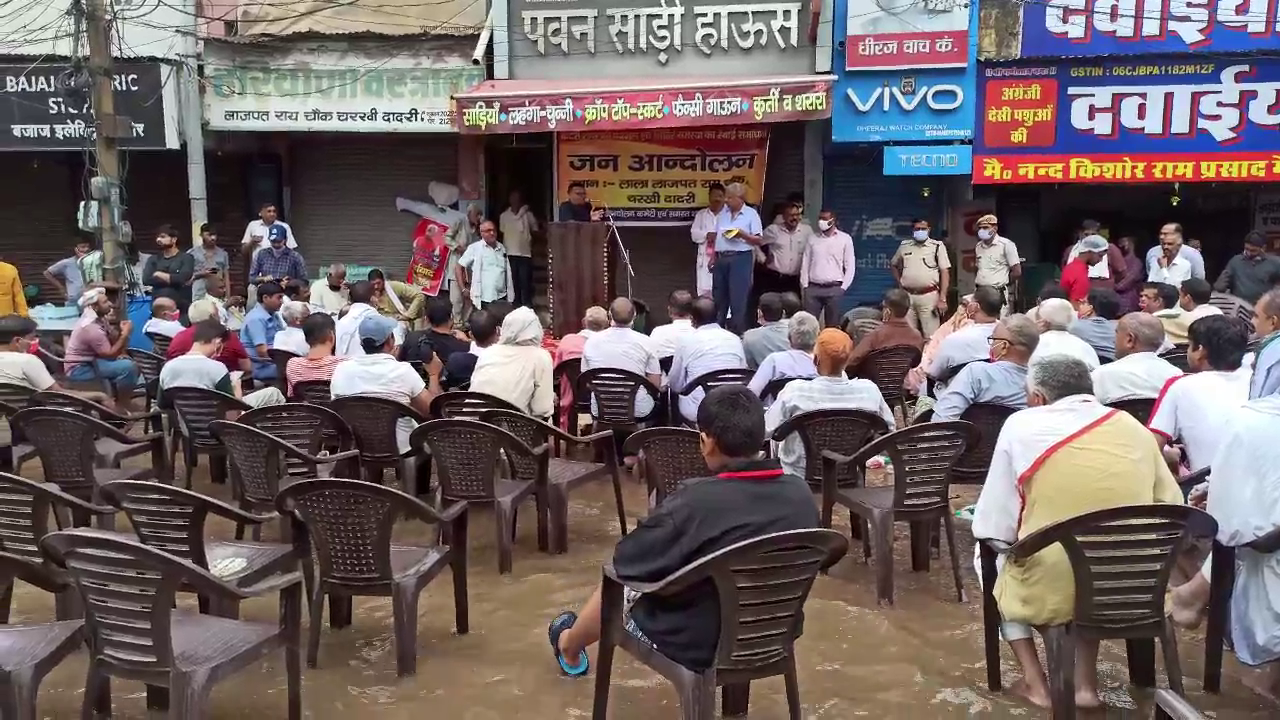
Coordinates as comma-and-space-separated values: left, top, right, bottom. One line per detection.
1170, 590, 1206, 630
1242, 667, 1280, 706
1075, 689, 1103, 709
1009, 678, 1051, 709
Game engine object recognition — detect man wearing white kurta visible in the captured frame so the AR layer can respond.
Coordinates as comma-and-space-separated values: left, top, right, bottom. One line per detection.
1172, 394, 1280, 701
241, 203, 297, 309
688, 184, 726, 298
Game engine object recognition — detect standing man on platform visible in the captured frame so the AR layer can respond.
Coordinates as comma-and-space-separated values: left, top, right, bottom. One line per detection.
973, 214, 1021, 315
891, 218, 951, 337
557, 182, 604, 222
689, 183, 725, 298
500, 189, 539, 308
800, 210, 856, 328
241, 203, 297, 309
758, 201, 810, 300
457, 220, 513, 311
714, 183, 764, 334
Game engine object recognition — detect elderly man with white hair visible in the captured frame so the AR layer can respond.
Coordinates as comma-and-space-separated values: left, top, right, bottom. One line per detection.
581, 297, 663, 419
933, 314, 1039, 421
748, 311, 818, 402
1029, 298, 1100, 372
972, 355, 1182, 709
309, 263, 349, 314
272, 301, 311, 356
713, 182, 765, 334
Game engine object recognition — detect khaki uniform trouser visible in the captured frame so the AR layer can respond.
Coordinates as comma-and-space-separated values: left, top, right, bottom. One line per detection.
907, 290, 941, 337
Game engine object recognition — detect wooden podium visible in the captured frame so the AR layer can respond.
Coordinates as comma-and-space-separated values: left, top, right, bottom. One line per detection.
547, 222, 614, 339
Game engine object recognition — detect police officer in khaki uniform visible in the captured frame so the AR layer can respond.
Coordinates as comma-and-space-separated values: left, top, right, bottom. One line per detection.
972, 214, 1022, 316
890, 218, 951, 337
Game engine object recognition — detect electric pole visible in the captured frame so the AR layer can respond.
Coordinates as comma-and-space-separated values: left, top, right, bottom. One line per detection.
82, 0, 130, 292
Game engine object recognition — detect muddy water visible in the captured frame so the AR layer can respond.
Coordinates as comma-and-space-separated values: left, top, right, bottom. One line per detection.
10, 461, 1274, 718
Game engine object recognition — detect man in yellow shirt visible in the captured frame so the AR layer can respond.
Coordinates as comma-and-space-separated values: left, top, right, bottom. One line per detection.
0, 261, 29, 316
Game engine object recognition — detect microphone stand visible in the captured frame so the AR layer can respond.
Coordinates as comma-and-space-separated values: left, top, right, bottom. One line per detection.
596, 200, 635, 300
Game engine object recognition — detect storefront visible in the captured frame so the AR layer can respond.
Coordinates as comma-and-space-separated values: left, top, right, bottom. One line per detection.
0, 61, 182, 301
458, 0, 834, 321
203, 40, 484, 280
973, 0, 1280, 277
826, 0, 976, 306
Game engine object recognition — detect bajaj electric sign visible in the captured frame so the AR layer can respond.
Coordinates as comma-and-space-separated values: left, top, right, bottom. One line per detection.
833, 68, 974, 143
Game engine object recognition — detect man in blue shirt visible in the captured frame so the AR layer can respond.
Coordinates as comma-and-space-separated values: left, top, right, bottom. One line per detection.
713, 182, 764, 334
240, 281, 285, 381
1251, 289, 1280, 399
249, 224, 307, 289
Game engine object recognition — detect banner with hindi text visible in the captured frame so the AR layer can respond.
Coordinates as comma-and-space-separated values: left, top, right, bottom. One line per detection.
973, 59, 1280, 185
555, 127, 769, 225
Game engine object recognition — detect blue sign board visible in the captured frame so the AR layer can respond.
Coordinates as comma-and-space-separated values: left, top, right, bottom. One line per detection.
883, 145, 972, 175
1022, 0, 1280, 58
832, 0, 977, 142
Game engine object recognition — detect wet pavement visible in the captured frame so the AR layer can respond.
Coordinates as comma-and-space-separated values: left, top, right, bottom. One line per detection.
11, 458, 1277, 719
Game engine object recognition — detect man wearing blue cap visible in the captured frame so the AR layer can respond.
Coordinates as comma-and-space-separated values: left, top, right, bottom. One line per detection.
331, 314, 443, 453
249, 224, 307, 291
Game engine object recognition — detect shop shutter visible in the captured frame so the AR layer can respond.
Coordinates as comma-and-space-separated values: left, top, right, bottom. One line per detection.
0, 154, 81, 303
762, 121, 805, 215
289, 136, 459, 282
617, 226, 694, 326
824, 146, 944, 312
119, 151, 191, 243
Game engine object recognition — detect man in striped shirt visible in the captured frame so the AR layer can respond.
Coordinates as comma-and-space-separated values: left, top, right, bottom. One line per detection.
765, 327, 895, 478
285, 312, 347, 397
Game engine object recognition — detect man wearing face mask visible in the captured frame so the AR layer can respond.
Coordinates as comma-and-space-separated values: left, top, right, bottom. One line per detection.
973, 215, 1022, 316
144, 225, 196, 314
891, 218, 951, 337
801, 210, 856, 328
846, 288, 924, 376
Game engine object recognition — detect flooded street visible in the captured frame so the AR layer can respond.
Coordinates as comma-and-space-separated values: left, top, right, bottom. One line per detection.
11, 461, 1276, 719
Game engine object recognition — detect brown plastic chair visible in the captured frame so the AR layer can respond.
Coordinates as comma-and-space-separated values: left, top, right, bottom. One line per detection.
211, 419, 360, 540
949, 403, 1019, 485
622, 427, 709, 508
480, 408, 626, 553
164, 386, 252, 488
145, 331, 173, 357
9, 407, 164, 530
553, 357, 589, 435
0, 550, 86, 720
276, 478, 469, 677
759, 376, 807, 405
770, 408, 890, 492
1160, 343, 1192, 373
576, 367, 662, 429
592, 529, 849, 720
238, 403, 360, 480
1153, 689, 1207, 720
268, 349, 300, 390
1106, 398, 1157, 426
677, 368, 755, 426
0, 383, 38, 474
0, 472, 116, 623
291, 379, 332, 404
820, 421, 977, 606
429, 389, 521, 420
31, 390, 166, 472
125, 348, 166, 431
977, 504, 1221, 719
99, 480, 297, 620
41, 528, 303, 719
410, 418, 549, 575
329, 395, 431, 493
856, 344, 922, 419
35, 346, 111, 394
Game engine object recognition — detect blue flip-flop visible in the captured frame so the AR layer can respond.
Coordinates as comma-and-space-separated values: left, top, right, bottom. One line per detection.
548, 611, 589, 676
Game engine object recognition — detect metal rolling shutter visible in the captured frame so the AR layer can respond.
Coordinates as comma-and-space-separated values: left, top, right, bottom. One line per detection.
0, 154, 80, 303
824, 146, 944, 312
120, 151, 191, 242
289, 136, 459, 281
762, 122, 805, 214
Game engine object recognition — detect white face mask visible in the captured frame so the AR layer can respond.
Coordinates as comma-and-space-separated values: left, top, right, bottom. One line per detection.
912, 230, 929, 242
977, 228, 994, 241
818, 219, 833, 232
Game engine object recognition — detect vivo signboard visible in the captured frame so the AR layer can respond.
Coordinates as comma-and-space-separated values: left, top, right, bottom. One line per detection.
831, 0, 975, 142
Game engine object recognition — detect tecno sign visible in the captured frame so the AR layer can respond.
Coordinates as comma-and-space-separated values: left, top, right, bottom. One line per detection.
846, 84, 965, 113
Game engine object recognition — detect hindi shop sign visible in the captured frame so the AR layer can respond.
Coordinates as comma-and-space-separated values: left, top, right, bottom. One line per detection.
1022, 0, 1280, 58
506, 0, 816, 80
973, 59, 1280, 185
456, 78, 830, 133
556, 127, 769, 225
844, 0, 970, 71
833, 66, 973, 142
204, 45, 483, 132
0, 63, 178, 151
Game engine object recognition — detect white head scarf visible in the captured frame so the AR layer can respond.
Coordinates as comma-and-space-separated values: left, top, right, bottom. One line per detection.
500, 306, 543, 347
76, 288, 106, 327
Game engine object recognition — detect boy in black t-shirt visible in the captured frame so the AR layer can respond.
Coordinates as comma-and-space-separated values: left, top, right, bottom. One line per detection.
547, 386, 820, 674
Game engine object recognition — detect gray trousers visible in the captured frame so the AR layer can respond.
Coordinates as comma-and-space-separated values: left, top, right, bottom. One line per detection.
803, 284, 844, 328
